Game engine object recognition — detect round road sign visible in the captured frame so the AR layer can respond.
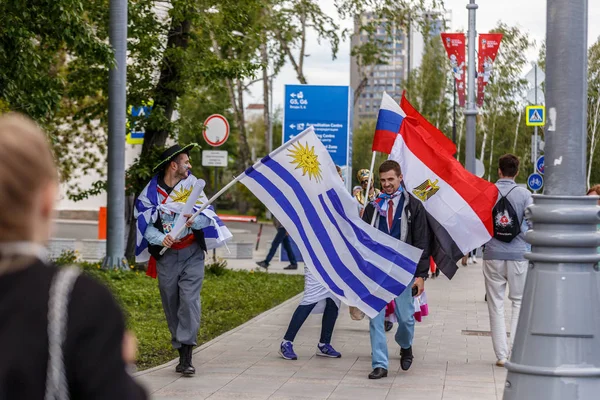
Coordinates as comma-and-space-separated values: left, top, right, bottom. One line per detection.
527, 173, 543, 191
203, 114, 230, 147
536, 155, 545, 175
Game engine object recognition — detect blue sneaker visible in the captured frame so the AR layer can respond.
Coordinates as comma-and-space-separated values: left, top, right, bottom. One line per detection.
317, 343, 341, 358
279, 341, 297, 360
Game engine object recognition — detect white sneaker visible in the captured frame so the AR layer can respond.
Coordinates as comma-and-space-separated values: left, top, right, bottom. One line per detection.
470, 256, 477, 264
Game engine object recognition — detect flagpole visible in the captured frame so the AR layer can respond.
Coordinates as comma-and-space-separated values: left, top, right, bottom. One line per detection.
361, 151, 378, 211
159, 176, 243, 255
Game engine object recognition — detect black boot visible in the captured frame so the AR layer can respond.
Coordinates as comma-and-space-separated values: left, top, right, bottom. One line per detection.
368, 367, 388, 379
400, 346, 414, 371
181, 345, 196, 376
175, 347, 184, 373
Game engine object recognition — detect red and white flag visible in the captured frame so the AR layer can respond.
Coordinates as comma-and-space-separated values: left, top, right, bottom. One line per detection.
388, 98, 498, 278
477, 33, 503, 107
441, 33, 467, 107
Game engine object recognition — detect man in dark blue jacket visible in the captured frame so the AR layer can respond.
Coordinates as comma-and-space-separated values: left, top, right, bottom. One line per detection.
361, 160, 430, 379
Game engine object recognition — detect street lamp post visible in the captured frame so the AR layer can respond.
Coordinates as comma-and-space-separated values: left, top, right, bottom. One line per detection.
464, 0, 478, 174
503, 0, 600, 398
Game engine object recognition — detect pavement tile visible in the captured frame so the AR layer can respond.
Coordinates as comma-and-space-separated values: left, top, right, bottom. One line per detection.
328, 384, 390, 399
134, 261, 520, 400
270, 381, 337, 399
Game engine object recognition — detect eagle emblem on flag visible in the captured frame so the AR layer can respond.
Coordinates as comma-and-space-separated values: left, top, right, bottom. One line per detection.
412, 179, 440, 202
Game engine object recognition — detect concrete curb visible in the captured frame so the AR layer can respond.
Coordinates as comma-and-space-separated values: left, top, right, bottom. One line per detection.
133, 292, 303, 377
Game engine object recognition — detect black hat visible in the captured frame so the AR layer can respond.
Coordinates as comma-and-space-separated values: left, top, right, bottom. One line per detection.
152, 143, 198, 173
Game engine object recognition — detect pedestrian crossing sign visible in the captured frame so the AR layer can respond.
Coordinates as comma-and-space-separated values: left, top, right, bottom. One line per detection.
526, 105, 545, 126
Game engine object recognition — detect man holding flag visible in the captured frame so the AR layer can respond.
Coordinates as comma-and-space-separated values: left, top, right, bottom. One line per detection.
358, 92, 498, 379
135, 144, 232, 376
361, 160, 430, 379
237, 126, 424, 363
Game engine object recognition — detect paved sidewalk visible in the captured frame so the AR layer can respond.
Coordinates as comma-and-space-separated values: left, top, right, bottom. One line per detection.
135, 260, 512, 400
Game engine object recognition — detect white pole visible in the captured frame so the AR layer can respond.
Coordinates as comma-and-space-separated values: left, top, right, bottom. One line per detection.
361, 151, 378, 211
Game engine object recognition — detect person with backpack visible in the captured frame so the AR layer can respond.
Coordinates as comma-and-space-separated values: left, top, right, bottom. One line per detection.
483, 154, 533, 368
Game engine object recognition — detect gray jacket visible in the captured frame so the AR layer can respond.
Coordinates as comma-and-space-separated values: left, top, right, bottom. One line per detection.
483, 179, 533, 261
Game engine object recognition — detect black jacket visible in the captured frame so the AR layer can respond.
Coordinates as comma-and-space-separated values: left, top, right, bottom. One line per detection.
362, 192, 430, 279
0, 261, 147, 400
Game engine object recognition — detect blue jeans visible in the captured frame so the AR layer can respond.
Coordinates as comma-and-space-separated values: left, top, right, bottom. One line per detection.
265, 227, 297, 265
283, 298, 339, 343
369, 279, 415, 369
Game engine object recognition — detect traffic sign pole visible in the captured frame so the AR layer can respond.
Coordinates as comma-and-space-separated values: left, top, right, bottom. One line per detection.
202, 114, 230, 261
103, 0, 128, 270
534, 64, 539, 174
503, 0, 600, 399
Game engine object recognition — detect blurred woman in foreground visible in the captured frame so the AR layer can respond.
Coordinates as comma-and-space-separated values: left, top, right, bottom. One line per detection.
0, 113, 147, 399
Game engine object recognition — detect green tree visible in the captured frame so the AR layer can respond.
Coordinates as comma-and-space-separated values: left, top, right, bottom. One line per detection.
587, 37, 600, 187
404, 33, 453, 135
351, 119, 387, 188
478, 23, 533, 182
337, 0, 446, 104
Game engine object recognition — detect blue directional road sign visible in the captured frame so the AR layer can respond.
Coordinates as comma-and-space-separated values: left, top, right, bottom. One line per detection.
526, 105, 545, 126
536, 155, 545, 175
283, 85, 353, 190
527, 173, 544, 191
127, 105, 152, 145
281, 85, 353, 263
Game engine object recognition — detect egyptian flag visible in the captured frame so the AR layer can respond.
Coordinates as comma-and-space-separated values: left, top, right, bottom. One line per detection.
388, 105, 498, 279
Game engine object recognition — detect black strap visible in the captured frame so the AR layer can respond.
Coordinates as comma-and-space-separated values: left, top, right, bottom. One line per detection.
498, 185, 518, 199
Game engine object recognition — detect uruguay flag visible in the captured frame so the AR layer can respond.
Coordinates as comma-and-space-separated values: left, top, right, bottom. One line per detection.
372, 92, 406, 154
135, 174, 233, 266
239, 126, 423, 317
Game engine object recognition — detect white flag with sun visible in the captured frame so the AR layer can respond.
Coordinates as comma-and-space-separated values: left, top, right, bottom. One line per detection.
238, 126, 422, 318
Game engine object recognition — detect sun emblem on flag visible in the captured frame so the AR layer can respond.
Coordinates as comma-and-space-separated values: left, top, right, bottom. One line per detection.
170, 187, 192, 203
288, 142, 322, 182
412, 179, 440, 202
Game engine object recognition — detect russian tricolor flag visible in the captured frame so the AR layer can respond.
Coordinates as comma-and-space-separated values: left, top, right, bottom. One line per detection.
372, 92, 406, 154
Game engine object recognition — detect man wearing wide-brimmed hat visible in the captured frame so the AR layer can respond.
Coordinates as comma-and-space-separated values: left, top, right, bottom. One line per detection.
135, 143, 213, 376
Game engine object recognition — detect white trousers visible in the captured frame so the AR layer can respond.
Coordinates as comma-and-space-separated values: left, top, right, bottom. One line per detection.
482, 259, 528, 361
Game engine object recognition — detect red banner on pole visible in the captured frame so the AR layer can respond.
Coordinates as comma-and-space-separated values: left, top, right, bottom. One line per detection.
441, 33, 466, 107
477, 33, 503, 107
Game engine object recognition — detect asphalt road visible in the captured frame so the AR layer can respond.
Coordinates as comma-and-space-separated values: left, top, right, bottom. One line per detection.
51, 219, 277, 253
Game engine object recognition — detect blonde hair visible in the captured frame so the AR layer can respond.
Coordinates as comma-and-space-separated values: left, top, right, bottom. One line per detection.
0, 113, 58, 242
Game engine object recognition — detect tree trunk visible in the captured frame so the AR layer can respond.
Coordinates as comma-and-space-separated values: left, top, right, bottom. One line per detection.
353, 76, 368, 106
141, 19, 191, 155
126, 18, 191, 259
261, 43, 270, 154
479, 117, 487, 164
487, 112, 498, 181
587, 97, 600, 187
457, 116, 465, 162
512, 110, 522, 153
277, 11, 308, 84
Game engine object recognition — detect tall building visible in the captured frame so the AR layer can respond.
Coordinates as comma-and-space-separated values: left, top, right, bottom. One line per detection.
350, 12, 407, 121
350, 11, 448, 122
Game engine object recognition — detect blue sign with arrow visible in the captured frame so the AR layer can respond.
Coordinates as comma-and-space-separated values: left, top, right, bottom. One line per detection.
536, 155, 545, 175
283, 84, 353, 189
